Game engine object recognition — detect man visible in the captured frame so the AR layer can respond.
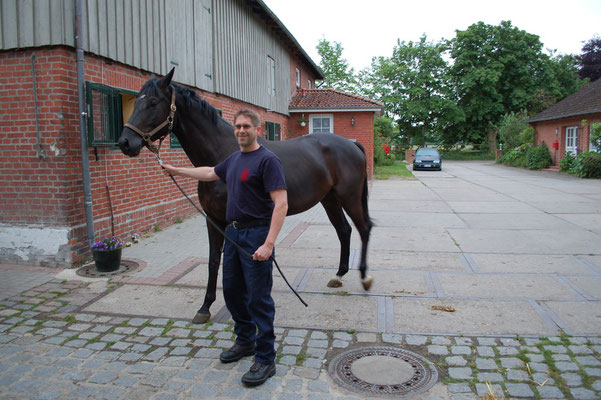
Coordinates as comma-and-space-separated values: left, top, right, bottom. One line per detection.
161, 109, 288, 386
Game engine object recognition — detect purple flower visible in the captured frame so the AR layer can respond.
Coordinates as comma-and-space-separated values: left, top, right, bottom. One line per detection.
91, 236, 122, 251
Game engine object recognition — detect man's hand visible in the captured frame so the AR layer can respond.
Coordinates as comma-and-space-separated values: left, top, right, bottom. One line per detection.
161, 163, 177, 177
253, 242, 273, 261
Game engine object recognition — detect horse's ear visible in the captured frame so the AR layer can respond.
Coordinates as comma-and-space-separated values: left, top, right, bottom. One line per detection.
160, 68, 175, 88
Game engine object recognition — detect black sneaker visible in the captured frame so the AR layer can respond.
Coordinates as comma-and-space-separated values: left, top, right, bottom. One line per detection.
241, 362, 276, 386
219, 343, 256, 363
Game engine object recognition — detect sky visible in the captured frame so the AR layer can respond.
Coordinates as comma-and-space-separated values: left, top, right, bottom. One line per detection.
262, 0, 601, 72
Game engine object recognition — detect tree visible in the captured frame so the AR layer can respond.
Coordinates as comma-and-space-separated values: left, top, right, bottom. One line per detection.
363, 35, 463, 146
577, 35, 601, 82
316, 38, 357, 92
449, 21, 556, 144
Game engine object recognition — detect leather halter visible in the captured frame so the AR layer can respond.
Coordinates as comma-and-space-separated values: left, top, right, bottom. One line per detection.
124, 91, 176, 154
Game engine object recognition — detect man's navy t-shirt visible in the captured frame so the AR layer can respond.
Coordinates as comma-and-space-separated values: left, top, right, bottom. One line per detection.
214, 146, 287, 223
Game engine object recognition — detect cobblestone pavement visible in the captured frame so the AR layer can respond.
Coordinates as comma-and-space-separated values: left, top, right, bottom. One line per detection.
3, 161, 601, 399
1, 273, 601, 399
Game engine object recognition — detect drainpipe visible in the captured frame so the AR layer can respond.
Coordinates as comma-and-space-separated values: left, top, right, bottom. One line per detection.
75, 0, 95, 248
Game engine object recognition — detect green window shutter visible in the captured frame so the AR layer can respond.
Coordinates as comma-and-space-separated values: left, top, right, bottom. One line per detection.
86, 82, 137, 147
264, 121, 280, 141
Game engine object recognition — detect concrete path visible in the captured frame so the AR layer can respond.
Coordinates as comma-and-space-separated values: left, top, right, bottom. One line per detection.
1, 161, 601, 399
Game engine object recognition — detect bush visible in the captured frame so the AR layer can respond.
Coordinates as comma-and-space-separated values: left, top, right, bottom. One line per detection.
374, 144, 387, 166
569, 152, 601, 178
560, 151, 575, 172
498, 111, 529, 150
525, 142, 552, 170
498, 147, 528, 167
519, 127, 535, 146
582, 153, 601, 178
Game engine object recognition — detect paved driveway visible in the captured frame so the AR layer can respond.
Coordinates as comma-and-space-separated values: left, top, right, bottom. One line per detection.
92, 160, 601, 337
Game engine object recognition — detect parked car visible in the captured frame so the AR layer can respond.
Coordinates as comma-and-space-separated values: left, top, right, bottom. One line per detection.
413, 148, 442, 171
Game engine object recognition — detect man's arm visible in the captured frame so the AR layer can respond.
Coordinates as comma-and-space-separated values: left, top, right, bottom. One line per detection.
161, 164, 219, 182
253, 189, 288, 261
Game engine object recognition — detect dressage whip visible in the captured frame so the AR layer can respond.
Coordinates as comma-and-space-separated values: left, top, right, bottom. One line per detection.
156, 155, 308, 307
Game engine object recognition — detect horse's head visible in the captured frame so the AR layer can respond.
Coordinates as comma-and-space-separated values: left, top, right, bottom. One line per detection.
118, 68, 176, 157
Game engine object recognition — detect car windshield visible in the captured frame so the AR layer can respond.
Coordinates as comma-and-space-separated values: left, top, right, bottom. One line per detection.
416, 149, 439, 156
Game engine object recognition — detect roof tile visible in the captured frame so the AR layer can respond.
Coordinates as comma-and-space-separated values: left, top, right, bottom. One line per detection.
289, 88, 383, 109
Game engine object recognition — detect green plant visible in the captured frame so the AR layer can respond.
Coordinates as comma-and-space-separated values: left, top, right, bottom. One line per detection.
525, 142, 552, 170
581, 153, 601, 178
498, 147, 528, 167
569, 152, 597, 177
519, 126, 535, 146
560, 151, 575, 172
153, 225, 162, 232
174, 217, 184, 224
91, 236, 122, 251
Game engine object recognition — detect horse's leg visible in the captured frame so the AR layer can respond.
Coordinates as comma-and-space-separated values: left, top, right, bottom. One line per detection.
320, 193, 352, 288
193, 221, 226, 324
339, 187, 373, 290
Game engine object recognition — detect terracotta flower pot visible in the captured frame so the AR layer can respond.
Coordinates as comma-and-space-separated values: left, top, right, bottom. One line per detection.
92, 247, 122, 272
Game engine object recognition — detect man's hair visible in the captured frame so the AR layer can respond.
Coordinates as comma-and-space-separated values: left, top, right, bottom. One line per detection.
234, 109, 260, 127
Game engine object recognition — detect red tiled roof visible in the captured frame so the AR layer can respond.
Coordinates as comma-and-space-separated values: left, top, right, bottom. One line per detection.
289, 88, 384, 110
529, 78, 601, 123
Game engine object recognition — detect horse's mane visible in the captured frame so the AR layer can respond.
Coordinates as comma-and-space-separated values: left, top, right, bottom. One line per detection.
141, 77, 221, 126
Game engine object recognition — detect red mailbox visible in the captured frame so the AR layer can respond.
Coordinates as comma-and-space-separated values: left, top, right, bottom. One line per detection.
553, 141, 559, 149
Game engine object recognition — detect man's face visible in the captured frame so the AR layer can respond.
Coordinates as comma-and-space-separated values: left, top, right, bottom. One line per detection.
234, 114, 259, 149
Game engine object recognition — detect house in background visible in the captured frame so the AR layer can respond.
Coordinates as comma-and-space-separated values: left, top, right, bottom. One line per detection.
288, 89, 384, 177
529, 78, 601, 166
0, 0, 377, 268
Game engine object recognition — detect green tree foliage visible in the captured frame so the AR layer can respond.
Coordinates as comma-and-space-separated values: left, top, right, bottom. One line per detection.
316, 38, 357, 92
497, 111, 530, 150
374, 116, 398, 142
363, 35, 463, 147
525, 142, 552, 169
449, 21, 557, 143
577, 35, 601, 82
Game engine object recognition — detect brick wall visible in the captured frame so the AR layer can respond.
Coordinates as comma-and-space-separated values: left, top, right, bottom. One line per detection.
532, 114, 601, 165
288, 111, 374, 178
0, 47, 291, 267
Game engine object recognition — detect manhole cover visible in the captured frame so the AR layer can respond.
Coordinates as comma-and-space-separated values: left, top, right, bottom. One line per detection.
328, 346, 438, 397
76, 259, 140, 278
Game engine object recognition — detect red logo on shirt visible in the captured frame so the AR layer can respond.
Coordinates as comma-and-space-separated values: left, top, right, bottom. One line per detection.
240, 169, 250, 181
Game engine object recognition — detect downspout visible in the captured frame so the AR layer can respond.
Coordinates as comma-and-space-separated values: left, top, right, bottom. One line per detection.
75, 0, 95, 248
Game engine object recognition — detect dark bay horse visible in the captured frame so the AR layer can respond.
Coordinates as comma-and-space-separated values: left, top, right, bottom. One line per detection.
118, 69, 372, 323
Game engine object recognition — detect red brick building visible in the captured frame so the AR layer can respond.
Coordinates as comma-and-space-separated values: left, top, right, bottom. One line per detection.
289, 89, 384, 177
529, 78, 601, 165
0, 0, 378, 268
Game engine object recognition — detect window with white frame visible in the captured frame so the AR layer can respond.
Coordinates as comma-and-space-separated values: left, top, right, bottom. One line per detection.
268, 56, 276, 96
308, 79, 312, 89
310, 114, 333, 134
295, 68, 301, 88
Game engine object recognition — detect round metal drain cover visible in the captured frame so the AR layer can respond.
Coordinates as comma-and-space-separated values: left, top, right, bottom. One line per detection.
76, 259, 140, 278
328, 346, 438, 397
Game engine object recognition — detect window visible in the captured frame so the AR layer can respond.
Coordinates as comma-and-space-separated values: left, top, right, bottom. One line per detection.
268, 56, 276, 96
308, 79, 312, 89
295, 68, 301, 88
310, 114, 333, 134
86, 82, 137, 146
171, 108, 222, 148
566, 126, 578, 155
265, 121, 281, 141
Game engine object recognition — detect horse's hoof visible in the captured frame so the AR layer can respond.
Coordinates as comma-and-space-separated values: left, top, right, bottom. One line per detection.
192, 312, 210, 324
327, 277, 343, 288
361, 275, 374, 291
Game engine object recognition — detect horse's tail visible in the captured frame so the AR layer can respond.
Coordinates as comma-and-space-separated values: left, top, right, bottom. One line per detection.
353, 142, 374, 230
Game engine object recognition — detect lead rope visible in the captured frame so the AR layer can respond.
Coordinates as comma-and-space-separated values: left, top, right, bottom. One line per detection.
156, 155, 308, 307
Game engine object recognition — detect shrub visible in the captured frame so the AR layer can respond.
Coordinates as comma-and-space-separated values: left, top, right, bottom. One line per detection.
560, 151, 575, 172
590, 122, 601, 153
519, 127, 535, 146
499, 147, 528, 167
525, 142, 552, 170
569, 152, 601, 178
498, 111, 529, 150
582, 153, 601, 178
374, 144, 387, 166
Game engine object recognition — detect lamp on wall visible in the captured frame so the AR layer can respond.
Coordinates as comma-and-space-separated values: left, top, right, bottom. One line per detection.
350, 117, 356, 126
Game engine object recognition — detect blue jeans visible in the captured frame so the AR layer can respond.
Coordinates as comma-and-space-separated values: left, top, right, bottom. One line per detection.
222, 225, 276, 364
